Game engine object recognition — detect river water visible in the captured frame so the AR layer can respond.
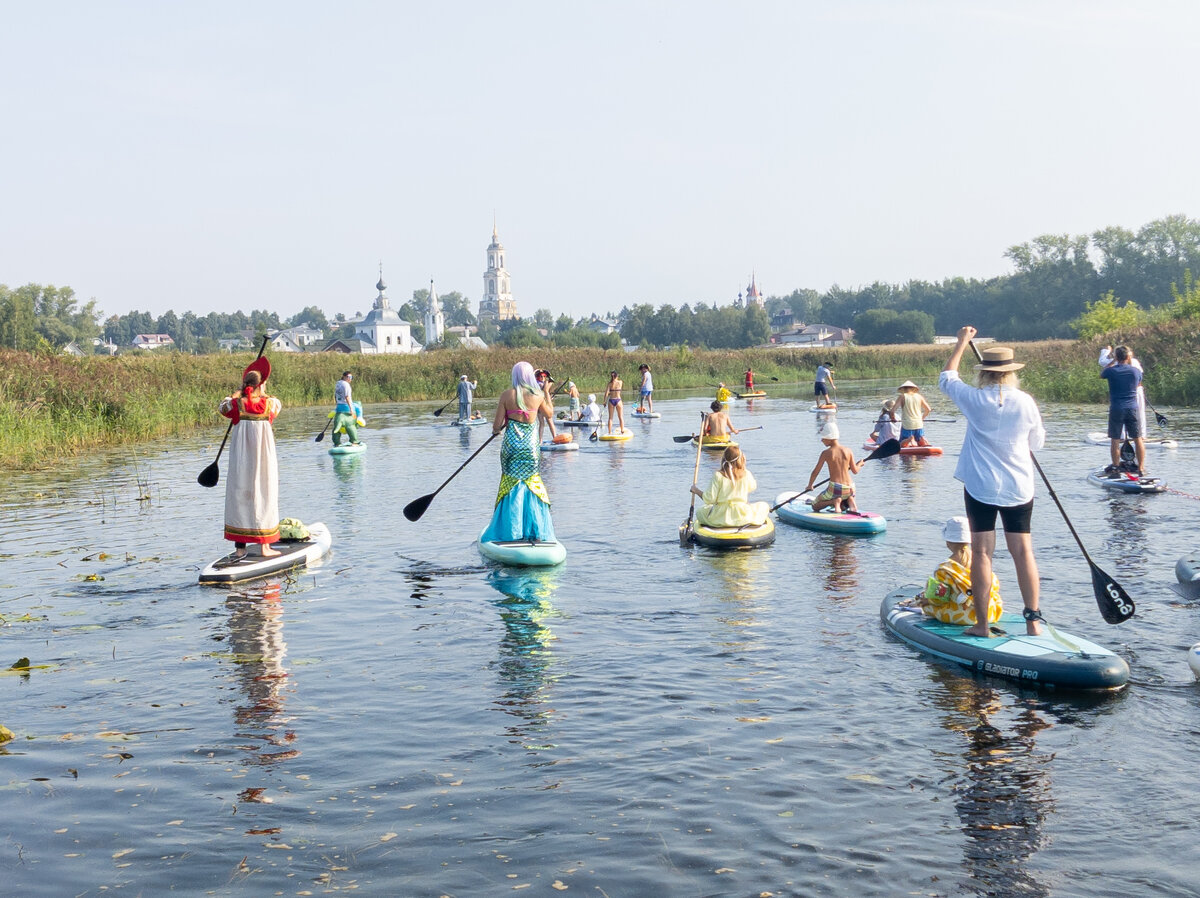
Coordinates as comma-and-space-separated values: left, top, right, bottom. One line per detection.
3, 381, 1200, 897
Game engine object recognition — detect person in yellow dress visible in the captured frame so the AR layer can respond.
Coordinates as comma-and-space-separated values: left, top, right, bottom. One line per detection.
690, 446, 769, 528
918, 516, 1003, 627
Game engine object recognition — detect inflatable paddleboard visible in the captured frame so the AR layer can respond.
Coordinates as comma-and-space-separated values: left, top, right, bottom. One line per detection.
1189, 643, 1200, 679
738, 391, 767, 399
329, 442, 366, 456
686, 518, 775, 549
1085, 431, 1177, 449
562, 419, 601, 427
773, 492, 886, 535
1172, 554, 1200, 599
631, 411, 661, 419
540, 440, 579, 452
1086, 468, 1167, 494
452, 417, 487, 427
863, 440, 943, 456
199, 522, 332, 585
881, 587, 1129, 691
691, 435, 737, 451
810, 404, 837, 413
598, 429, 634, 442
478, 534, 567, 567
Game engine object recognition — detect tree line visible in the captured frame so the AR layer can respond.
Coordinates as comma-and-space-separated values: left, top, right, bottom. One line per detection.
3, 215, 1198, 353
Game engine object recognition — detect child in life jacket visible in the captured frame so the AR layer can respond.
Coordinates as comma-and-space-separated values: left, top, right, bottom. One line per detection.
919, 516, 1003, 627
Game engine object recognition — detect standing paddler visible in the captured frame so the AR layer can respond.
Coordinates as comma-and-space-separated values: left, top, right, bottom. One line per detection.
219, 357, 282, 558
332, 371, 361, 448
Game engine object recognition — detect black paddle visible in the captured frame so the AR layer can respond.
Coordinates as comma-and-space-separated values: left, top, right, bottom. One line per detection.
198, 334, 269, 488
1145, 396, 1169, 429
432, 395, 459, 417
967, 340, 1134, 624
679, 430, 706, 546
768, 438, 901, 512
314, 414, 333, 443
672, 425, 763, 444
404, 432, 499, 522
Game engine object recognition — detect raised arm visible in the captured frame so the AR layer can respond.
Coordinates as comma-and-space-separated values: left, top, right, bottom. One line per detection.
944, 326, 977, 372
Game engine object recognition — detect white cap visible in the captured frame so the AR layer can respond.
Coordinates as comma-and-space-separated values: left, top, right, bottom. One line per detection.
588, 393, 596, 402
819, 421, 840, 441
942, 516, 970, 543
460, 374, 468, 380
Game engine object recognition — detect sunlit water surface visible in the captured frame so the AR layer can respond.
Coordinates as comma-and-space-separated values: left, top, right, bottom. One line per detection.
4, 382, 1200, 897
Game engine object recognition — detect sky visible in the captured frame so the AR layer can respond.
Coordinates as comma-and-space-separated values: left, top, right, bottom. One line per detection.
4, 1, 1200, 324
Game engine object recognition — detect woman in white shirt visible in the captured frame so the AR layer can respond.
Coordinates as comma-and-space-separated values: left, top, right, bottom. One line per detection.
939, 326, 1046, 638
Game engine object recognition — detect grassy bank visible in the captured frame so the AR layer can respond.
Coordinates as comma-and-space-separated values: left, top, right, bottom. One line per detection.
4, 326, 1196, 470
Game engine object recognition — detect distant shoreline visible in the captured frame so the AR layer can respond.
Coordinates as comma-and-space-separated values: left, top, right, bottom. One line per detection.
4, 326, 1194, 471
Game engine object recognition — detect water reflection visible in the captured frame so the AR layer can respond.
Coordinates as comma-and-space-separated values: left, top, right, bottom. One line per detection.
487, 568, 562, 750
1102, 496, 1150, 578
331, 452, 365, 485
222, 583, 299, 773
930, 675, 1052, 898
697, 548, 770, 646
822, 537, 861, 599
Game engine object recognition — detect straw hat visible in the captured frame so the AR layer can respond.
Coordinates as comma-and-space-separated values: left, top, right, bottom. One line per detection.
974, 346, 1024, 372
898, 380, 918, 390
942, 516, 970, 543
818, 421, 840, 441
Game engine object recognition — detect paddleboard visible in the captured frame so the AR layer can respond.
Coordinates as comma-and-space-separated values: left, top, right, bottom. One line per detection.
631, 411, 661, 419
773, 492, 886, 534
1190, 643, 1200, 679
452, 417, 487, 427
329, 442, 366, 456
1086, 468, 1167, 494
691, 435, 737, 451
810, 404, 837, 413
1085, 431, 1177, 449
598, 429, 634, 442
880, 587, 1130, 691
562, 419, 601, 428
478, 534, 567, 567
540, 440, 579, 452
863, 440, 942, 456
1172, 554, 1200, 599
686, 518, 775, 549
738, 391, 767, 399
199, 522, 332, 585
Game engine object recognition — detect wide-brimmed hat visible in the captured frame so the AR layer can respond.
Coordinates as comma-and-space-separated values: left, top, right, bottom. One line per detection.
974, 346, 1024, 372
243, 356, 271, 384
942, 516, 970, 543
898, 380, 918, 390
818, 421, 840, 441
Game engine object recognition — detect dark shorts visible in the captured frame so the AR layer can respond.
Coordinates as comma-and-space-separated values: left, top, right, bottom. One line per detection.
1107, 407, 1142, 440
814, 382, 829, 397
964, 489, 1033, 534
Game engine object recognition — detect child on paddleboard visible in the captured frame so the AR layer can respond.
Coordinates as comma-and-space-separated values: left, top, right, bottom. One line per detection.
870, 399, 901, 445
702, 400, 738, 439
690, 446, 769, 528
806, 421, 861, 513
915, 516, 1003, 626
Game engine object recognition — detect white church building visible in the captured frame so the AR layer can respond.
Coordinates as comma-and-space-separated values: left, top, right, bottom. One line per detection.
353, 270, 419, 354
424, 279, 445, 347
477, 223, 518, 324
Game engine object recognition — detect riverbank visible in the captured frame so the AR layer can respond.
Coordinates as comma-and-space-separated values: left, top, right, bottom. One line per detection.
4, 324, 1195, 470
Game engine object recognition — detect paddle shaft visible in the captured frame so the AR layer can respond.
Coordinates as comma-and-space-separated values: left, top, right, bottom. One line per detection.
403, 432, 499, 521
199, 334, 269, 487
680, 430, 705, 544
967, 339, 1134, 623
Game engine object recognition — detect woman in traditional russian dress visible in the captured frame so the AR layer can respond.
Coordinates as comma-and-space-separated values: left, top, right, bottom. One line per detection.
219, 357, 282, 557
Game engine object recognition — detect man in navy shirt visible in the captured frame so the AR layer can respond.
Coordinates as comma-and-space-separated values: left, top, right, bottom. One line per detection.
1100, 345, 1144, 475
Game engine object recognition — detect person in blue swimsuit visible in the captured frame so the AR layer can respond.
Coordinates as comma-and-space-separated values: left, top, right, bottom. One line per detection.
482, 361, 558, 544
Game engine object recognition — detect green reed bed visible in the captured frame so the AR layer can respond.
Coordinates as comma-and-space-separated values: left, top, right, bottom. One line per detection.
4, 327, 1196, 471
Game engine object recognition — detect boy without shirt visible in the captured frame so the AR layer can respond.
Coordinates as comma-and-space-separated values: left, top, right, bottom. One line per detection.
805, 422, 862, 513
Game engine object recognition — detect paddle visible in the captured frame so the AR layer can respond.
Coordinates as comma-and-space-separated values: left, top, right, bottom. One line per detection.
404, 432, 500, 522
672, 425, 763, 444
679, 431, 705, 546
1145, 396, 1169, 429
967, 340, 1134, 624
314, 414, 334, 443
768, 438, 902, 513
432, 395, 459, 417
198, 334, 269, 488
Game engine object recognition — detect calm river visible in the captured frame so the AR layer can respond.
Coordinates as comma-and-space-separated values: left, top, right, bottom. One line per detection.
3, 381, 1200, 897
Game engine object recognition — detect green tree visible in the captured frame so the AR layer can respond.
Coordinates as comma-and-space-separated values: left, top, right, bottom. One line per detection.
0, 284, 37, 349
289, 305, 329, 331
1072, 291, 1144, 339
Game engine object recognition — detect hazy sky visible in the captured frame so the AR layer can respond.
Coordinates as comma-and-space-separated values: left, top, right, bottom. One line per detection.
5, 1, 1199, 323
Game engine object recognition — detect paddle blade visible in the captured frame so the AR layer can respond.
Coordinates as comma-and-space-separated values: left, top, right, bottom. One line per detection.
433, 407, 444, 416
589, 429, 599, 442
1090, 563, 1135, 624
1155, 410, 1169, 428
867, 438, 902, 461
403, 494, 434, 522
673, 434, 695, 443
314, 431, 325, 442
678, 522, 692, 547
197, 462, 219, 488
